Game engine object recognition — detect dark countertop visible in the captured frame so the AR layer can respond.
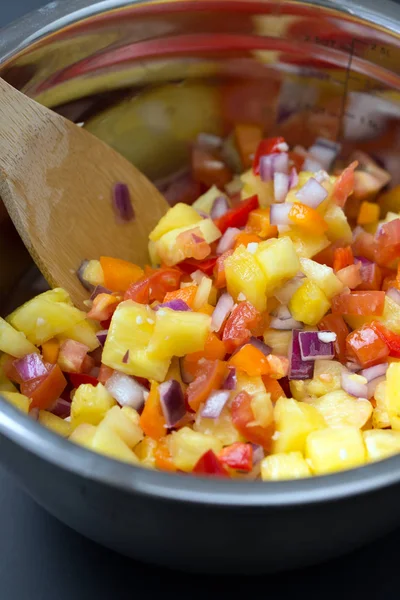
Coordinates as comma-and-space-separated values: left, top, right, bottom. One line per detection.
1, 2, 399, 598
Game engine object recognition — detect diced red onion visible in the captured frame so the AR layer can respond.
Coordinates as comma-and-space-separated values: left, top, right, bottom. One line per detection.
289, 167, 298, 189
223, 366, 237, 390
269, 203, 291, 226
96, 329, 109, 347
211, 293, 234, 332
105, 371, 148, 410
260, 152, 289, 182
122, 350, 129, 364
341, 371, 368, 398
386, 287, 400, 306
360, 363, 388, 382
270, 316, 303, 330
90, 285, 112, 300
159, 379, 186, 427
288, 330, 314, 380
274, 275, 305, 304
251, 443, 265, 465
314, 170, 330, 184
302, 156, 324, 173
201, 390, 230, 419
51, 398, 71, 419
298, 331, 334, 361
155, 300, 191, 312
210, 196, 230, 220
367, 375, 386, 399
195, 209, 209, 219
308, 138, 341, 171
179, 357, 194, 384
354, 255, 371, 266
112, 182, 135, 222
216, 227, 241, 254
295, 177, 328, 209
76, 260, 95, 292
273, 305, 292, 320
13, 353, 47, 382
274, 172, 289, 203
249, 337, 272, 355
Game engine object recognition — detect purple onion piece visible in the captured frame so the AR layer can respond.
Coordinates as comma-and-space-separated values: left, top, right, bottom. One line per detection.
223, 366, 237, 390
216, 227, 241, 255
122, 350, 130, 364
367, 375, 386, 399
76, 260, 95, 292
112, 182, 135, 222
179, 357, 194, 384
341, 371, 368, 399
270, 316, 303, 331
51, 398, 71, 419
298, 331, 334, 361
308, 137, 340, 171
289, 167, 298, 189
96, 329, 109, 347
295, 177, 328, 209
274, 172, 289, 203
259, 152, 289, 182
90, 285, 112, 300
211, 293, 234, 333
159, 379, 186, 427
13, 353, 48, 382
201, 390, 230, 419
105, 371, 147, 410
360, 362, 388, 382
251, 443, 265, 465
154, 300, 191, 312
288, 330, 314, 380
210, 195, 230, 220
249, 337, 272, 356
269, 203, 291, 226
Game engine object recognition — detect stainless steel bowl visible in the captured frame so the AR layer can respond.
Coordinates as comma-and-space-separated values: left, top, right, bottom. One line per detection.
1, 0, 400, 573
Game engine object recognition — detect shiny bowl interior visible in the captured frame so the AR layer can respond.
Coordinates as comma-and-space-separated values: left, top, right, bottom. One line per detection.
1, 0, 400, 505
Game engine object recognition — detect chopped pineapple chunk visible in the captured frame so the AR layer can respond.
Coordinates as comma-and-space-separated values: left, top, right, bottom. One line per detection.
135, 437, 157, 468
324, 203, 353, 243
261, 452, 311, 480
363, 429, 400, 462
0, 317, 39, 358
240, 169, 274, 207
69, 423, 96, 448
90, 425, 140, 465
194, 407, 244, 446
289, 279, 330, 326
386, 363, 400, 430
39, 410, 71, 437
148, 308, 211, 359
372, 380, 390, 429
273, 397, 326, 454
57, 319, 100, 351
306, 427, 367, 475
98, 406, 143, 449
255, 237, 300, 294
82, 260, 104, 287
1, 390, 31, 413
71, 383, 116, 429
149, 203, 202, 242
263, 329, 292, 356
192, 186, 227, 215
225, 245, 267, 311
290, 360, 344, 400
168, 427, 222, 471
281, 228, 330, 259
309, 390, 372, 429
299, 258, 343, 299
155, 218, 221, 266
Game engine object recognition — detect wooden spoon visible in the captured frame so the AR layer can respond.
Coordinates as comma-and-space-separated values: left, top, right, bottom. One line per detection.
0, 79, 169, 308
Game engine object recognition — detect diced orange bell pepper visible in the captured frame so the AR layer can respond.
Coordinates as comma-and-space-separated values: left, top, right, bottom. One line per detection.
21, 364, 67, 410
245, 208, 278, 239
234, 232, 262, 249
333, 246, 354, 272
229, 344, 270, 377
87, 293, 120, 321
231, 390, 274, 451
346, 324, 389, 368
382, 275, 397, 291
289, 202, 328, 235
183, 333, 227, 379
41, 339, 60, 364
139, 381, 166, 441
234, 123, 263, 169
397, 264, 400, 289
154, 438, 177, 472
100, 257, 144, 292
262, 376, 286, 402
163, 285, 197, 308
357, 201, 380, 225
187, 359, 228, 411
213, 250, 234, 289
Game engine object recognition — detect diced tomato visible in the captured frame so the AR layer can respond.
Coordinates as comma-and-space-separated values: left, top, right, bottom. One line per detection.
332, 160, 358, 207
252, 136, 286, 175
318, 313, 349, 363
99, 257, 144, 292
355, 260, 382, 291
213, 249, 234, 289
87, 293, 120, 321
178, 256, 217, 276
289, 202, 328, 235
69, 373, 99, 388
231, 391, 274, 451
125, 268, 181, 304
186, 359, 227, 411
21, 364, 67, 410
346, 324, 389, 368
214, 195, 259, 234
58, 339, 89, 373
98, 364, 114, 384
371, 321, 400, 358
336, 264, 362, 289
192, 146, 232, 189
333, 246, 354, 272
374, 218, 400, 267
222, 301, 261, 353
193, 449, 229, 477
140, 381, 166, 440
218, 442, 253, 472
352, 230, 377, 264
176, 227, 211, 261
331, 291, 385, 316
81, 355, 95, 374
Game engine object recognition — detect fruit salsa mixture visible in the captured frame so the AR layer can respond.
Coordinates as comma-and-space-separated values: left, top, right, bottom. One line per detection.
2, 130, 400, 481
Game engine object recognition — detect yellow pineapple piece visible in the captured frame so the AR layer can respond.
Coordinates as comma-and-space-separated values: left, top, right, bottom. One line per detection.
363, 429, 400, 462
57, 319, 100, 351
372, 380, 390, 429
299, 258, 343, 299
281, 228, 330, 259
82, 260, 104, 287
194, 407, 245, 446
135, 437, 157, 468
192, 186, 227, 215
0, 317, 39, 358
225, 245, 267, 311
149, 203, 202, 242
290, 360, 344, 400
273, 397, 326, 454
90, 425, 140, 465
71, 382, 116, 429
148, 240, 161, 267
155, 218, 221, 266
69, 423, 96, 448
263, 329, 292, 356
102, 300, 171, 382
306, 427, 367, 475
255, 237, 300, 295
261, 452, 311, 481
39, 410, 71, 437
6, 288, 86, 345
323, 203, 353, 243
168, 427, 222, 472
309, 390, 372, 429
98, 406, 143, 449
1, 390, 31, 413
386, 363, 400, 430
344, 297, 400, 334
240, 169, 274, 207
148, 308, 210, 359
289, 279, 330, 326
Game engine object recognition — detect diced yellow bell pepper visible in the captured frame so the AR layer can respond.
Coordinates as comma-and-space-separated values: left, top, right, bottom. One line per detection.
363, 429, 400, 462
225, 245, 267, 311
299, 258, 343, 299
273, 397, 326, 454
1, 390, 31, 413
39, 410, 71, 437
71, 382, 116, 430
148, 308, 210, 359
261, 452, 311, 480
255, 237, 300, 294
306, 427, 367, 475
288, 279, 330, 326
168, 427, 222, 471
149, 203, 202, 241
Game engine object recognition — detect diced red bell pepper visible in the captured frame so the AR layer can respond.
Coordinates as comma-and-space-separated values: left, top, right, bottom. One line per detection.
333, 246, 353, 272
222, 301, 261, 353
193, 450, 229, 477
69, 373, 99, 388
374, 218, 400, 267
124, 268, 181, 304
332, 160, 358, 208
331, 291, 385, 316
178, 256, 217, 276
213, 249, 234, 289
214, 195, 259, 234
346, 324, 389, 368
371, 321, 400, 358
252, 136, 286, 175
218, 442, 253, 472
231, 391, 274, 451
21, 364, 67, 410
318, 313, 349, 363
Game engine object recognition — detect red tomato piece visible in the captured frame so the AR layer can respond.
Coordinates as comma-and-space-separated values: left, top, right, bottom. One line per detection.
124, 268, 181, 304
318, 313, 349, 363
186, 359, 227, 412
58, 339, 89, 373
331, 291, 385, 316
352, 231, 377, 264
178, 256, 217, 276
218, 442, 253, 472
355, 261, 382, 291
213, 249, 234, 289
222, 301, 261, 353
374, 218, 400, 267
371, 322, 400, 358
193, 450, 229, 477
252, 136, 286, 175
346, 324, 389, 368
332, 160, 358, 208
21, 364, 67, 410
69, 373, 99, 388
231, 391, 274, 451
214, 195, 259, 234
